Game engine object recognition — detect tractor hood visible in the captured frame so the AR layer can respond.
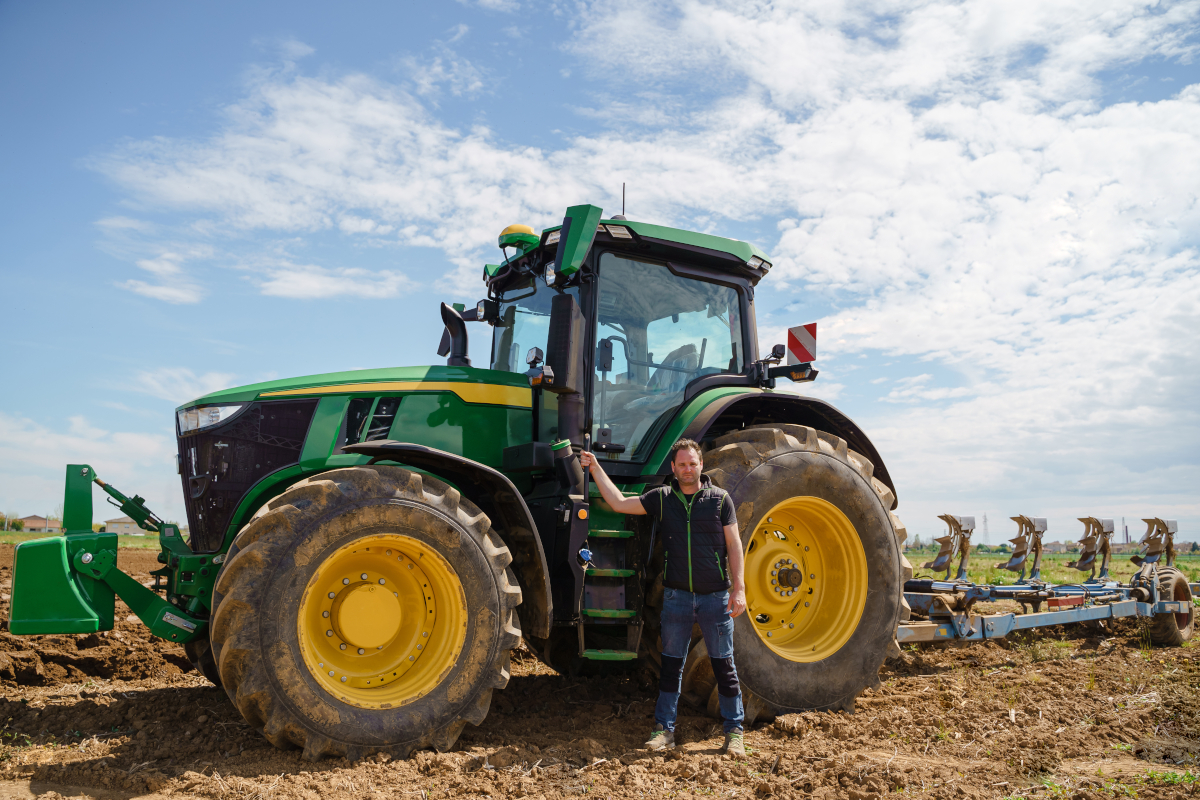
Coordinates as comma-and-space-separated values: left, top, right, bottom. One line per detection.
176, 365, 532, 411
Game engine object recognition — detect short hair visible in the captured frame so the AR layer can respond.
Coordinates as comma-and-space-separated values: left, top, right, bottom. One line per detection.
670, 438, 703, 463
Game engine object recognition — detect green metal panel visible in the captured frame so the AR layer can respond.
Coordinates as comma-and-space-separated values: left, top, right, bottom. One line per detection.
640, 388, 763, 474
538, 219, 772, 269
300, 396, 351, 467
10, 537, 103, 634
63, 465, 94, 532
554, 204, 604, 278
177, 364, 532, 409
388, 392, 531, 470
586, 568, 636, 577
582, 608, 637, 618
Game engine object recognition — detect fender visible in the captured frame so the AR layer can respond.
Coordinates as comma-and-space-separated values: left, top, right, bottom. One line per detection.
666, 391, 898, 507
344, 441, 553, 638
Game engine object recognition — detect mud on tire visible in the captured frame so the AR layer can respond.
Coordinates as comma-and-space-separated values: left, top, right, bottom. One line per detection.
209, 465, 522, 760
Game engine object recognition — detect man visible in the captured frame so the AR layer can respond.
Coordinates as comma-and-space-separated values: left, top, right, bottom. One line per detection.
580, 439, 747, 756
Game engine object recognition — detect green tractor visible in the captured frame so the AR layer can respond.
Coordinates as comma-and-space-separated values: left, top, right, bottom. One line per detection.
9, 205, 909, 759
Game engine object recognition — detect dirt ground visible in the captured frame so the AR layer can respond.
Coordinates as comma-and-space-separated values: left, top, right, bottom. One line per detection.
0, 545, 1197, 800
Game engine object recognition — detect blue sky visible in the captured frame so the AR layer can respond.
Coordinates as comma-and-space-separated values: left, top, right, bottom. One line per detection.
2, 0, 1198, 547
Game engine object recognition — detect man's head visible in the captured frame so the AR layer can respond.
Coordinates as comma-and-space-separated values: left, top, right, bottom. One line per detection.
669, 439, 703, 490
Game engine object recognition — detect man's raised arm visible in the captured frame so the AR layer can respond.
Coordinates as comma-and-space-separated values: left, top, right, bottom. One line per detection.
579, 451, 647, 515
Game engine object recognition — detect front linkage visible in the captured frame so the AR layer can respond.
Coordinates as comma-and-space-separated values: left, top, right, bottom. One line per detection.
9, 464, 209, 644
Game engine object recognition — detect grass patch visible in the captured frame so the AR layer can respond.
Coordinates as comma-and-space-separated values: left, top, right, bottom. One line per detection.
0, 532, 161, 549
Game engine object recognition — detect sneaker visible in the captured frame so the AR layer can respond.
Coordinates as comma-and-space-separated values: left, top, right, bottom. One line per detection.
645, 723, 675, 751
723, 727, 746, 757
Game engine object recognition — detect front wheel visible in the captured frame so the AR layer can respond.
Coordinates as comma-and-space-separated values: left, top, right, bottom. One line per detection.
209, 465, 522, 760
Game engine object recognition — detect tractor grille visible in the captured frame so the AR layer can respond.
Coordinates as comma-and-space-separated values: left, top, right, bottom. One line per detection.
177, 399, 318, 553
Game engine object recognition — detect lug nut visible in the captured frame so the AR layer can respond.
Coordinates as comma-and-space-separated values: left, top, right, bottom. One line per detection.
341, 676, 347, 683
361, 573, 368, 580
328, 670, 335, 676
378, 578, 386, 585
340, 644, 347, 650
326, 630, 333, 637
343, 578, 350, 585
358, 648, 365, 655
328, 592, 336, 599
323, 611, 329, 618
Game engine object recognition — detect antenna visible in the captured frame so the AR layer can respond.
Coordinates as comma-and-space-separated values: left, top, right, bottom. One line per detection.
622, 183, 625, 216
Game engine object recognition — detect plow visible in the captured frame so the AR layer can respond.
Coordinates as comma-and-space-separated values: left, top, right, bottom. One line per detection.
904, 515, 1194, 646
5, 202, 1194, 760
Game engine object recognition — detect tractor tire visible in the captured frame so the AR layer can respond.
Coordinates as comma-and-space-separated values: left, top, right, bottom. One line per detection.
209, 465, 522, 761
184, 635, 222, 687
684, 424, 907, 716
1148, 566, 1194, 647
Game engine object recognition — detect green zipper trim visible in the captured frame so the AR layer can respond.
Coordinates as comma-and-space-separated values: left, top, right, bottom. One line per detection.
673, 488, 699, 593
715, 552, 725, 581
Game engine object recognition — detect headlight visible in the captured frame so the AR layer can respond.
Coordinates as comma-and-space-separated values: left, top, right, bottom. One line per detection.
177, 404, 245, 435
544, 229, 561, 246
747, 256, 772, 271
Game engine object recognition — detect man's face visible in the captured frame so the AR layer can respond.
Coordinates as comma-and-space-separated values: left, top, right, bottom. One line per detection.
671, 448, 702, 487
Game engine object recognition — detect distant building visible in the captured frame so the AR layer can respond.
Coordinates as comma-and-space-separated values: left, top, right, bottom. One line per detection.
104, 516, 145, 536
19, 516, 61, 533
1043, 540, 1070, 554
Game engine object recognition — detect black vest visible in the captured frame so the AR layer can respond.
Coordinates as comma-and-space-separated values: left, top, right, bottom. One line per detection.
650, 475, 732, 595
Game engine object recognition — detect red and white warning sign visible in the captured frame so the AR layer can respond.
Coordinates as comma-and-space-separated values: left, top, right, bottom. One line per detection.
787, 323, 817, 364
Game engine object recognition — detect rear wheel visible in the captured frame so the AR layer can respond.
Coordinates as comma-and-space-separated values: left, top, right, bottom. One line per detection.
209, 465, 522, 760
1148, 566, 1194, 646
691, 425, 906, 715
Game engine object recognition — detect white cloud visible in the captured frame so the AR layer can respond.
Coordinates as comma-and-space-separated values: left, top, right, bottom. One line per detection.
456, 0, 519, 11
132, 368, 238, 405
90, 3, 1200, 532
115, 250, 205, 303
257, 264, 415, 299
0, 411, 179, 523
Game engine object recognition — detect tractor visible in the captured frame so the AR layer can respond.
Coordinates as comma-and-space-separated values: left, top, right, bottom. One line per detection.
9, 204, 910, 760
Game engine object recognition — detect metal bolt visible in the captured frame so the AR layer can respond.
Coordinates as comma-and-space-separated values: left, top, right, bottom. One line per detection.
377, 646, 383, 650
343, 578, 350, 585
417, 644, 422, 650
80, 467, 89, 476
81, 553, 94, 564
328, 670, 335, 676
378, 578, 386, 585
810, 574, 815, 579
386, 550, 392, 556
358, 648, 365, 655
408, 563, 414, 569
326, 630, 333, 637
323, 611, 329, 618
328, 592, 336, 599
340, 644, 347, 650
422, 632, 428, 638
771, 570, 777, 576
409, 655, 415, 661
771, 579, 777, 585
805, 546, 809, 551
361, 573, 368, 580
341, 676, 347, 683
789, 623, 794, 628
767, 632, 772, 637
805, 602, 810, 607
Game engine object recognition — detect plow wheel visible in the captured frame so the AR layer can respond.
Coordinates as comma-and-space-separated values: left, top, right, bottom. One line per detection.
184, 634, 221, 687
209, 465, 522, 760
691, 424, 905, 716
1148, 566, 1194, 647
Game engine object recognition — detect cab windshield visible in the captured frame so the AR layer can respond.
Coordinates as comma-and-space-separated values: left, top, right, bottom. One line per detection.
594, 253, 743, 461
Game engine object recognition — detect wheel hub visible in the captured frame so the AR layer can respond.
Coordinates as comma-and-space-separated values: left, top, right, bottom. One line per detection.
744, 497, 868, 663
333, 582, 402, 649
297, 534, 467, 709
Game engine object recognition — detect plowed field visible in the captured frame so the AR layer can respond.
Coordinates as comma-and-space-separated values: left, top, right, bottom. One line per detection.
0, 545, 1197, 800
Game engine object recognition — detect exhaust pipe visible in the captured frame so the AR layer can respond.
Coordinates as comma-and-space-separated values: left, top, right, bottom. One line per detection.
438, 302, 471, 367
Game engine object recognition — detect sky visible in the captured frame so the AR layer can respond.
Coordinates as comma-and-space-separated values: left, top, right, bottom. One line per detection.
1, 0, 1198, 547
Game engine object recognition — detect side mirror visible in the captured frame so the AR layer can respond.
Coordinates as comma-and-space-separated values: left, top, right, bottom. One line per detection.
770, 343, 786, 362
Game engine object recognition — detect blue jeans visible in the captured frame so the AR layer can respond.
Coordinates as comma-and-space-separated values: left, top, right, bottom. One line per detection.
655, 586, 744, 733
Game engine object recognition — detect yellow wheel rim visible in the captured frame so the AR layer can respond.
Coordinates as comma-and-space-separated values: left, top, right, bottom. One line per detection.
297, 534, 467, 709
745, 497, 867, 663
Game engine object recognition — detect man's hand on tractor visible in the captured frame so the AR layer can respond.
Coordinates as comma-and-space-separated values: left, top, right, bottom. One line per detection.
728, 584, 747, 618
581, 450, 647, 516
